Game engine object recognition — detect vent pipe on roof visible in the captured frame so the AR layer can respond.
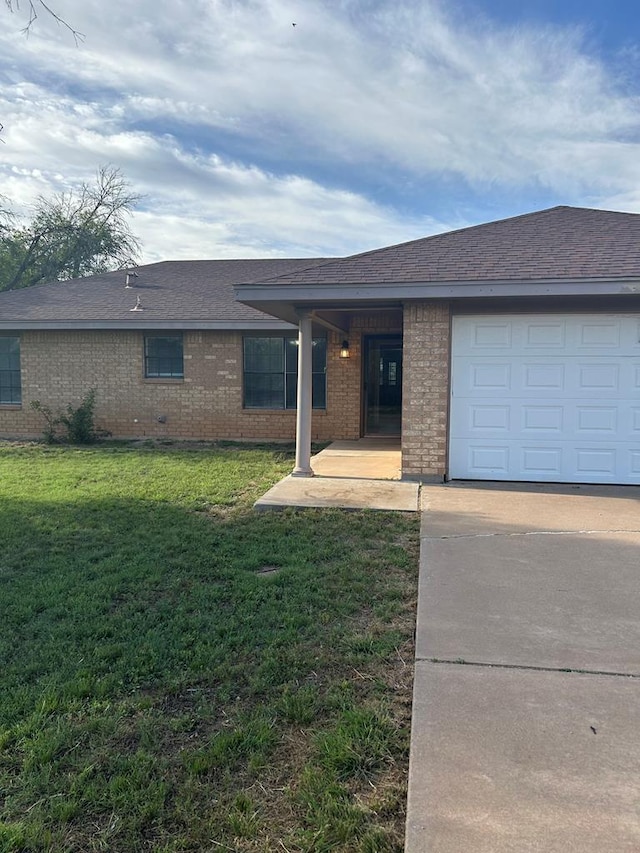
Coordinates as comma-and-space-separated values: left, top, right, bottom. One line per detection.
125, 271, 139, 288
130, 296, 144, 312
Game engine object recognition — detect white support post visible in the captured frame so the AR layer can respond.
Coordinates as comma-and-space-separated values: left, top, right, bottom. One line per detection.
292, 312, 314, 477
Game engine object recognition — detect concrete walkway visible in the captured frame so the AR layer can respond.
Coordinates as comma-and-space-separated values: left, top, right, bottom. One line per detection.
406, 482, 640, 853
255, 439, 419, 511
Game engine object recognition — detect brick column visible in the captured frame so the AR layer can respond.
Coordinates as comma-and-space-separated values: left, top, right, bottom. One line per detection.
402, 301, 451, 481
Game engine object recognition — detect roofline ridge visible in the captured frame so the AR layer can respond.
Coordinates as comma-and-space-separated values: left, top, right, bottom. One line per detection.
155, 257, 329, 264
328, 205, 628, 260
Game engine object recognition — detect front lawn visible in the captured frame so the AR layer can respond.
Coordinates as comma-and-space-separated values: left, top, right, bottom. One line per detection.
0, 442, 419, 852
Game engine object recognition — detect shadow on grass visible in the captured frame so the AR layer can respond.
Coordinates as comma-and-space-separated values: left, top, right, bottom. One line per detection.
0, 493, 417, 852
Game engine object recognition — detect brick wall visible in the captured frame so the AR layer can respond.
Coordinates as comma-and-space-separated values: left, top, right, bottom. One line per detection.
402, 302, 451, 480
0, 328, 369, 443
0, 309, 445, 473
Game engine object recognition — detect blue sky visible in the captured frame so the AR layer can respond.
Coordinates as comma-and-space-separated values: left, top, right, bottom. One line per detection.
2, 0, 640, 263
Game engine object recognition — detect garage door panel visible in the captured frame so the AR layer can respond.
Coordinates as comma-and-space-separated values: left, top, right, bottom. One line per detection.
575, 407, 618, 434
450, 314, 640, 484
457, 401, 630, 440
471, 363, 511, 390
578, 363, 620, 390
523, 363, 565, 390
470, 405, 510, 430
468, 445, 510, 474
455, 315, 640, 355
456, 320, 512, 350
525, 322, 566, 347
575, 448, 616, 475
522, 406, 564, 432
452, 439, 640, 483
522, 446, 562, 475
578, 322, 621, 347
473, 322, 512, 348
453, 356, 637, 398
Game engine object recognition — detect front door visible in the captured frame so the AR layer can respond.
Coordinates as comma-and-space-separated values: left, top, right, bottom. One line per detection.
363, 335, 403, 435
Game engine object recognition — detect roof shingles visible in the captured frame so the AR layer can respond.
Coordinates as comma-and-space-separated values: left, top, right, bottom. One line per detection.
0, 258, 327, 324
2, 207, 640, 328
256, 207, 640, 287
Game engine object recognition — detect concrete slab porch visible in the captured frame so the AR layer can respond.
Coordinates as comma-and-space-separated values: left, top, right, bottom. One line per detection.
255, 439, 420, 511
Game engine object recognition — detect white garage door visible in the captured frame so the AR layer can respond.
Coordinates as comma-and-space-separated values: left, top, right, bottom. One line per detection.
449, 313, 640, 484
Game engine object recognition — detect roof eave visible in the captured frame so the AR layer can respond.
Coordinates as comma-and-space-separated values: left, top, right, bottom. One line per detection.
235, 277, 640, 306
234, 277, 640, 324
0, 319, 297, 331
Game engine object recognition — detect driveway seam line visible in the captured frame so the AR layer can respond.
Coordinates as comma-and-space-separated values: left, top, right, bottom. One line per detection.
422, 528, 640, 540
417, 657, 640, 679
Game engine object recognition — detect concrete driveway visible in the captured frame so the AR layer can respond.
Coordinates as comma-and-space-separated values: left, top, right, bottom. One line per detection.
406, 483, 640, 853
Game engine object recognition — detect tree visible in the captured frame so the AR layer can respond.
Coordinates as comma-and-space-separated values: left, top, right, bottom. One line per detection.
0, 167, 141, 291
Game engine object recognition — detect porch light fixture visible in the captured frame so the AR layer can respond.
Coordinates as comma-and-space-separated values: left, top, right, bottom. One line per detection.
339, 340, 350, 359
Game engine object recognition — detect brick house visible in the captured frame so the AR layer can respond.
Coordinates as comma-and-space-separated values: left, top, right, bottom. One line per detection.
1, 206, 640, 484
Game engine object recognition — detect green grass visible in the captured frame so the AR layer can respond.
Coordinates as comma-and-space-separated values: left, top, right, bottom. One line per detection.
0, 441, 419, 852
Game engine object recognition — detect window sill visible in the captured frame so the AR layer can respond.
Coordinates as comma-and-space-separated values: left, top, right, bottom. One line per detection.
143, 377, 185, 384
0, 404, 22, 409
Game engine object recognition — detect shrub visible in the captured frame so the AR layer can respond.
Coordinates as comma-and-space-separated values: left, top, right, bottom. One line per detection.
30, 389, 110, 444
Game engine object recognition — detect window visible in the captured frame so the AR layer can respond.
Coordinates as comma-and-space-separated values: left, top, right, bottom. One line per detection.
144, 334, 184, 378
243, 336, 326, 409
0, 336, 21, 404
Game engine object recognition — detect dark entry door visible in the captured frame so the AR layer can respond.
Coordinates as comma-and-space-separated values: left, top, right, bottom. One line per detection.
363, 335, 403, 435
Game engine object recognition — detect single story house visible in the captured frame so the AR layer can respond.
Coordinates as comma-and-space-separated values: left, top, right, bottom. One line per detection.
1, 205, 639, 485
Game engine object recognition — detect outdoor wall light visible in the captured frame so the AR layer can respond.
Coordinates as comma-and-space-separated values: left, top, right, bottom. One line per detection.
339, 340, 351, 358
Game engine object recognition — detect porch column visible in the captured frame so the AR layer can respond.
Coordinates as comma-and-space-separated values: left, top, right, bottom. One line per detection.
292, 311, 314, 477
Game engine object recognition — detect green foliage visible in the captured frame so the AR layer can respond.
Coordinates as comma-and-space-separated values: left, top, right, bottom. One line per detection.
30, 389, 109, 444
277, 684, 321, 725
186, 713, 278, 776
0, 443, 419, 851
0, 166, 140, 291
314, 708, 401, 781
57, 388, 105, 443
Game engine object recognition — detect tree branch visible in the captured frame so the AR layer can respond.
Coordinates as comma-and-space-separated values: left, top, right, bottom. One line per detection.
4, 0, 84, 43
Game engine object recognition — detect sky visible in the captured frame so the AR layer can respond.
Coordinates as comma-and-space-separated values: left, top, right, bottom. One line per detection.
3, 0, 640, 264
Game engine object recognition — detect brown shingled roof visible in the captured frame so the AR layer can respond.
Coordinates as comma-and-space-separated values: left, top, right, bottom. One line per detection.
0, 258, 327, 326
256, 206, 640, 287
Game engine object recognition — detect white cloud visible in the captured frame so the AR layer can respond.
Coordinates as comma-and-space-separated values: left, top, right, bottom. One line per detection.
3, 0, 640, 261
131, 151, 448, 262
0, 86, 446, 261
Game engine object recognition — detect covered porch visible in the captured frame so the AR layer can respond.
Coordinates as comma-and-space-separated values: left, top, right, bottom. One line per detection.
236, 274, 451, 483
290, 307, 405, 477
